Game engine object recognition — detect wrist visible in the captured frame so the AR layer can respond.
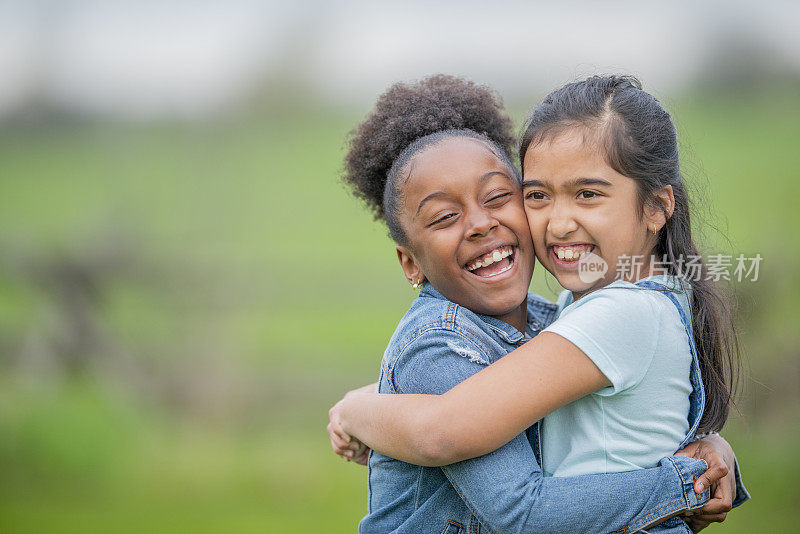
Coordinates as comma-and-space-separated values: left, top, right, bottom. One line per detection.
339, 392, 365, 435
699, 433, 732, 459
338, 397, 354, 435
692, 430, 719, 442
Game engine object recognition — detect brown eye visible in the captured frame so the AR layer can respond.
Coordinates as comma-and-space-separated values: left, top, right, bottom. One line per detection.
579, 190, 597, 199
526, 191, 546, 200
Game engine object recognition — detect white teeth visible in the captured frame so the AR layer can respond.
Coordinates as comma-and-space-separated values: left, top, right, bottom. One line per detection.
466, 247, 513, 271
555, 245, 592, 261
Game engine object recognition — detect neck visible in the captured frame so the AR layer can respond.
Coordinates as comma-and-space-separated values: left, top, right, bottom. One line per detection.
491, 302, 528, 334
571, 255, 660, 301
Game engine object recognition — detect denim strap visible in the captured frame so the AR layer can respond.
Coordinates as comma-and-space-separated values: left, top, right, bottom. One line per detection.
634, 280, 705, 448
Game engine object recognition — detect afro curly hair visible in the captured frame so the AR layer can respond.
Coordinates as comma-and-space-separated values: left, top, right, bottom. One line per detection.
343, 74, 516, 243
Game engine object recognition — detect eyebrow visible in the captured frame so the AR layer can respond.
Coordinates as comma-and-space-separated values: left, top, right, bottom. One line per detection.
522, 177, 612, 189
480, 170, 513, 184
416, 191, 447, 215
415, 171, 512, 215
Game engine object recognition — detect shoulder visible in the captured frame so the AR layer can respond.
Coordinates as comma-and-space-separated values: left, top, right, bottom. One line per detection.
562, 281, 666, 323
635, 276, 693, 320
382, 297, 494, 394
544, 282, 670, 393
389, 294, 493, 351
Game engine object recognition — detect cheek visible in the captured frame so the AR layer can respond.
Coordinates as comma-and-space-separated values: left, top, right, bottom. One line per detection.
498, 201, 532, 234
584, 211, 616, 245
422, 230, 462, 270
523, 208, 546, 241
585, 206, 638, 252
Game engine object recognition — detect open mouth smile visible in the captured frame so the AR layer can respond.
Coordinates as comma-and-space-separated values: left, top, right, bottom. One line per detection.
550, 244, 595, 267
464, 245, 516, 279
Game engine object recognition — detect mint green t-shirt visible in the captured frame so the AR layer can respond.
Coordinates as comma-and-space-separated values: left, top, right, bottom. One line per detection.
541, 275, 693, 477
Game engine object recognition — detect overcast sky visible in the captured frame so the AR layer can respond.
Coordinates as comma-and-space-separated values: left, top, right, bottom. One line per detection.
0, 0, 798, 119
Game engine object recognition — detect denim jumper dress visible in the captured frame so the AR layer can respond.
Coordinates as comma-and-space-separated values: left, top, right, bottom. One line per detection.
636, 280, 706, 534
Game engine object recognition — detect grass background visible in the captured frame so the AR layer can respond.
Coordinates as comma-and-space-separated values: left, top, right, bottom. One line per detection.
1, 88, 799, 532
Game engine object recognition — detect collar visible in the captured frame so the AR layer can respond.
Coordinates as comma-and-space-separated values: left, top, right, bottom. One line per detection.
418, 282, 539, 344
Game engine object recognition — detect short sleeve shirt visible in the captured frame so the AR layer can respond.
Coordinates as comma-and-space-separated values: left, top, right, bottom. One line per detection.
540, 275, 693, 477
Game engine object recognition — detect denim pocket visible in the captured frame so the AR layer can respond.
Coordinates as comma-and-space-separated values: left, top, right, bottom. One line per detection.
440, 519, 462, 534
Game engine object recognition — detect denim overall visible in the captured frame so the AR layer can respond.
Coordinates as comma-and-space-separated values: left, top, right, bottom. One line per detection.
634, 280, 704, 533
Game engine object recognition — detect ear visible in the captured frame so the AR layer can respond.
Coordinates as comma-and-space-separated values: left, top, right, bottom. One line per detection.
645, 185, 675, 231
396, 245, 425, 287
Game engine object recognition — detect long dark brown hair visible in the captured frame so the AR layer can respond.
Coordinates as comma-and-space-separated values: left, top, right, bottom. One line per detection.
520, 75, 740, 432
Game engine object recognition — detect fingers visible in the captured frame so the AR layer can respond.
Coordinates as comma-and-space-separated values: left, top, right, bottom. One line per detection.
329, 435, 366, 461
342, 439, 367, 459
353, 440, 368, 458
674, 440, 727, 493
328, 398, 368, 466
699, 513, 728, 523
327, 419, 362, 460
686, 513, 728, 532
715, 476, 732, 506
326, 419, 348, 444
328, 425, 351, 455
685, 516, 711, 532
352, 447, 371, 466
328, 429, 349, 457
327, 409, 352, 443
699, 480, 732, 515
725, 460, 737, 502
330, 436, 347, 458
695, 452, 728, 494
700, 497, 732, 515
327, 420, 368, 466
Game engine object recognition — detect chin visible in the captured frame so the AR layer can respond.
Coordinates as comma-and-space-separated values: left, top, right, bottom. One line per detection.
477, 290, 528, 316
553, 274, 593, 294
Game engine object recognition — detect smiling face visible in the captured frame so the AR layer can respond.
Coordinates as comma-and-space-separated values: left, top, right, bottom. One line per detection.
396, 136, 534, 330
522, 129, 665, 300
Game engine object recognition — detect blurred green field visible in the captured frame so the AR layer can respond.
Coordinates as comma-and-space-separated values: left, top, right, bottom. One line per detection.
1, 89, 799, 532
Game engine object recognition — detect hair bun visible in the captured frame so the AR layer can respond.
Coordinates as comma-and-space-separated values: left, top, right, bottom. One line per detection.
343, 74, 515, 221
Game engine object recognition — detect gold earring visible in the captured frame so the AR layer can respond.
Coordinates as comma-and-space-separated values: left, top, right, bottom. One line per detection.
411, 280, 421, 290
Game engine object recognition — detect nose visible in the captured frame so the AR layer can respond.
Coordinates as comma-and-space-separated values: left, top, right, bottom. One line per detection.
547, 201, 578, 238
465, 206, 498, 240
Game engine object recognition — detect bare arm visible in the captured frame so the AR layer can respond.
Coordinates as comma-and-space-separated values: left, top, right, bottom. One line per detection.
334, 332, 609, 465
351, 382, 378, 394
